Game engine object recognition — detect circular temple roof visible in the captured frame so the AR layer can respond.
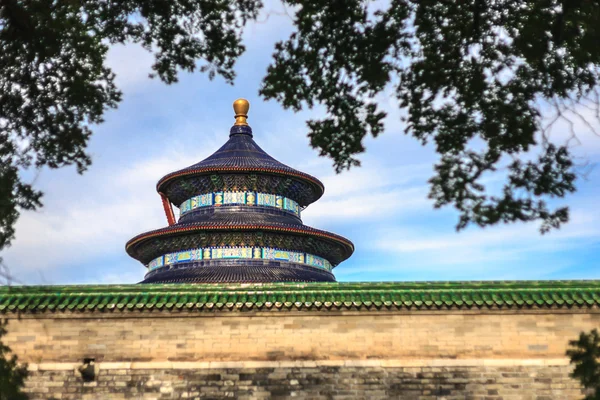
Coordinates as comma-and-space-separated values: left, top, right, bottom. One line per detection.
126, 220, 355, 266
157, 125, 324, 207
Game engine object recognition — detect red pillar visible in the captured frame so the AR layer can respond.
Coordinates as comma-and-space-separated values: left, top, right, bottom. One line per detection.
160, 193, 176, 226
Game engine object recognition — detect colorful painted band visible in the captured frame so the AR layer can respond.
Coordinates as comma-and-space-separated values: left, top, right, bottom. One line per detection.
148, 247, 332, 272
179, 192, 300, 217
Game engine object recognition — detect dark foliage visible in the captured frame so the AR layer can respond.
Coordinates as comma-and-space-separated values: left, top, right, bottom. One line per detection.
2, 0, 600, 253
0, 0, 262, 251
261, 0, 600, 233
0, 320, 28, 400
567, 329, 600, 400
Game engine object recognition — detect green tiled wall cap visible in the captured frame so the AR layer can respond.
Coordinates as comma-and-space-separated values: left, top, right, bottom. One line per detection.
0, 280, 598, 314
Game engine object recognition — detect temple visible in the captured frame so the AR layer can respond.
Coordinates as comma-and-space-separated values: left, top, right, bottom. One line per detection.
126, 99, 354, 283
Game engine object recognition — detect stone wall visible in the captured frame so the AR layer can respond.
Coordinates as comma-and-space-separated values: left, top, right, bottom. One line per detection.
4, 308, 598, 399
4, 309, 600, 362
23, 361, 585, 400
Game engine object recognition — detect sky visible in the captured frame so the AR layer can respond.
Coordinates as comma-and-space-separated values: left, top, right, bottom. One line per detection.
2, 5, 600, 285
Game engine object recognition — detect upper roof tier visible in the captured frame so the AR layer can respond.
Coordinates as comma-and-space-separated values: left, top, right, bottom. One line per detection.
157, 100, 324, 208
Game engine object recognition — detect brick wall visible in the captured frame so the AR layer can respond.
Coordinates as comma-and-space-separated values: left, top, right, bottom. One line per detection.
23, 362, 585, 400
4, 308, 599, 399
4, 309, 600, 362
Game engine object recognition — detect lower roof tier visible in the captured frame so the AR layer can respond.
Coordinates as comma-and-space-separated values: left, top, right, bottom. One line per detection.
126, 222, 354, 267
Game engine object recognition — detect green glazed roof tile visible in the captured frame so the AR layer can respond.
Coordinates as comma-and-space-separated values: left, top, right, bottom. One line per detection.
0, 280, 598, 313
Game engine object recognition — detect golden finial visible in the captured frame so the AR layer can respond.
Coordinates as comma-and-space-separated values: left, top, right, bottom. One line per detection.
233, 98, 250, 126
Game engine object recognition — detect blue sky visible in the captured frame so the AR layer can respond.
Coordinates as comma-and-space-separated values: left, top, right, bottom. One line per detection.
2, 5, 600, 285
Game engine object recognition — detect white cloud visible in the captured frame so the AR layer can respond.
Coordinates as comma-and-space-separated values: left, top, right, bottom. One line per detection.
303, 187, 430, 224
106, 43, 156, 90
3, 173, 163, 273
297, 155, 434, 224
368, 205, 600, 273
2, 137, 217, 276
319, 163, 431, 197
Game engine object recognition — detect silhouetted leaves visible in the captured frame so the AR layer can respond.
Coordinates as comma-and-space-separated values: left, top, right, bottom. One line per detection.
0, 320, 28, 400
567, 329, 600, 400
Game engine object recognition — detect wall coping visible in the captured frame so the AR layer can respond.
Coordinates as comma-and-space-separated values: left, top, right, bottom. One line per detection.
1, 280, 599, 314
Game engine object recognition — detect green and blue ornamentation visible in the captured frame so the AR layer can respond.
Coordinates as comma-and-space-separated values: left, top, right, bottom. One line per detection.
224, 192, 246, 204
306, 254, 331, 269
148, 246, 332, 272
179, 191, 300, 217
262, 248, 305, 264
257, 193, 277, 207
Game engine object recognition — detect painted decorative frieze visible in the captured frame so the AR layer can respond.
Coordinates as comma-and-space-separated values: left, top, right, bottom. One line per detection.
148, 247, 332, 272
179, 191, 300, 217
